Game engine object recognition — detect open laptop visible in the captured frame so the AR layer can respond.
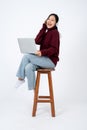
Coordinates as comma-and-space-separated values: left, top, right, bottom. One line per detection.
18, 38, 37, 53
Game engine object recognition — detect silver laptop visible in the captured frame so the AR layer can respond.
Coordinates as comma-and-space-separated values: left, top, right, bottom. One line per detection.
18, 38, 37, 53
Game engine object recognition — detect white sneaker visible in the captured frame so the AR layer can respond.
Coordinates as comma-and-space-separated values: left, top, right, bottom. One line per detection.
15, 80, 25, 88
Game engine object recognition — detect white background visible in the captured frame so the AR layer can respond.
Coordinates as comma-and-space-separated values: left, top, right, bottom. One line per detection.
0, 0, 87, 130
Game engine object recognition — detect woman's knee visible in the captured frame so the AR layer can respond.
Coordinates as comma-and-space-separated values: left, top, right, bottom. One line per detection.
21, 54, 31, 63
22, 54, 29, 60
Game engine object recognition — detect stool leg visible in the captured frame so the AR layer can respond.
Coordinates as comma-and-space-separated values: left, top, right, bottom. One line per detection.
32, 72, 40, 116
48, 72, 55, 117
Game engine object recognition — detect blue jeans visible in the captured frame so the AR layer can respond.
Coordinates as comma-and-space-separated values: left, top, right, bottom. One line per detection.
16, 53, 55, 90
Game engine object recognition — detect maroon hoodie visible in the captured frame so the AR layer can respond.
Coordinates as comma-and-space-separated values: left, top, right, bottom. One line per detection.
35, 24, 60, 66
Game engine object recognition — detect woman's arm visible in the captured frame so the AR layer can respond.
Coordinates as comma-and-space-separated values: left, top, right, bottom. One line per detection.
35, 24, 47, 45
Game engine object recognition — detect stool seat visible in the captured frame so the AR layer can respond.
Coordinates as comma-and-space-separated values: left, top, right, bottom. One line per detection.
32, 68, 55, 117
37, 68, 55, 72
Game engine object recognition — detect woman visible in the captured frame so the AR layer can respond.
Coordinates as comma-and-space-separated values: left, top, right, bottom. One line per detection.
15, 13, 60, 90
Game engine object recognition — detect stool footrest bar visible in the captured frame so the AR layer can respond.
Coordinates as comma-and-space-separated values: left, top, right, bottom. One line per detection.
39, 96, 50, 98
37, 100, 52, 103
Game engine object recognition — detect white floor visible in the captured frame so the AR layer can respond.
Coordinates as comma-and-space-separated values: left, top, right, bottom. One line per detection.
0, 83, 87, 130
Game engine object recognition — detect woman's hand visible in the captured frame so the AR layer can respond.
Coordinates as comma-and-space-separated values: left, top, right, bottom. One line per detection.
35, 51, 42, 56
44, 19, 47, 26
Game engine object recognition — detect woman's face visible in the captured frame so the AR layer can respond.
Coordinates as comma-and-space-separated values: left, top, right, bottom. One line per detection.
46, 15, 56, 29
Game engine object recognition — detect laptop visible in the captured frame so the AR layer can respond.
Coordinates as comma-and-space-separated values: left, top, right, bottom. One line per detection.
18, 38, 37, 53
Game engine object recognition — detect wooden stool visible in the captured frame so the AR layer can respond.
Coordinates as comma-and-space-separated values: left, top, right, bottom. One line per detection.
32, 68, 55, 117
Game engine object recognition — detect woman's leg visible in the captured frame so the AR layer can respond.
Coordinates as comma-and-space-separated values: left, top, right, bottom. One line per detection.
16, 53, 55, 90
16, 54, 31, 79
16, 53, 55, 79
25, 63, 39, 90
24, 53, 55, 69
